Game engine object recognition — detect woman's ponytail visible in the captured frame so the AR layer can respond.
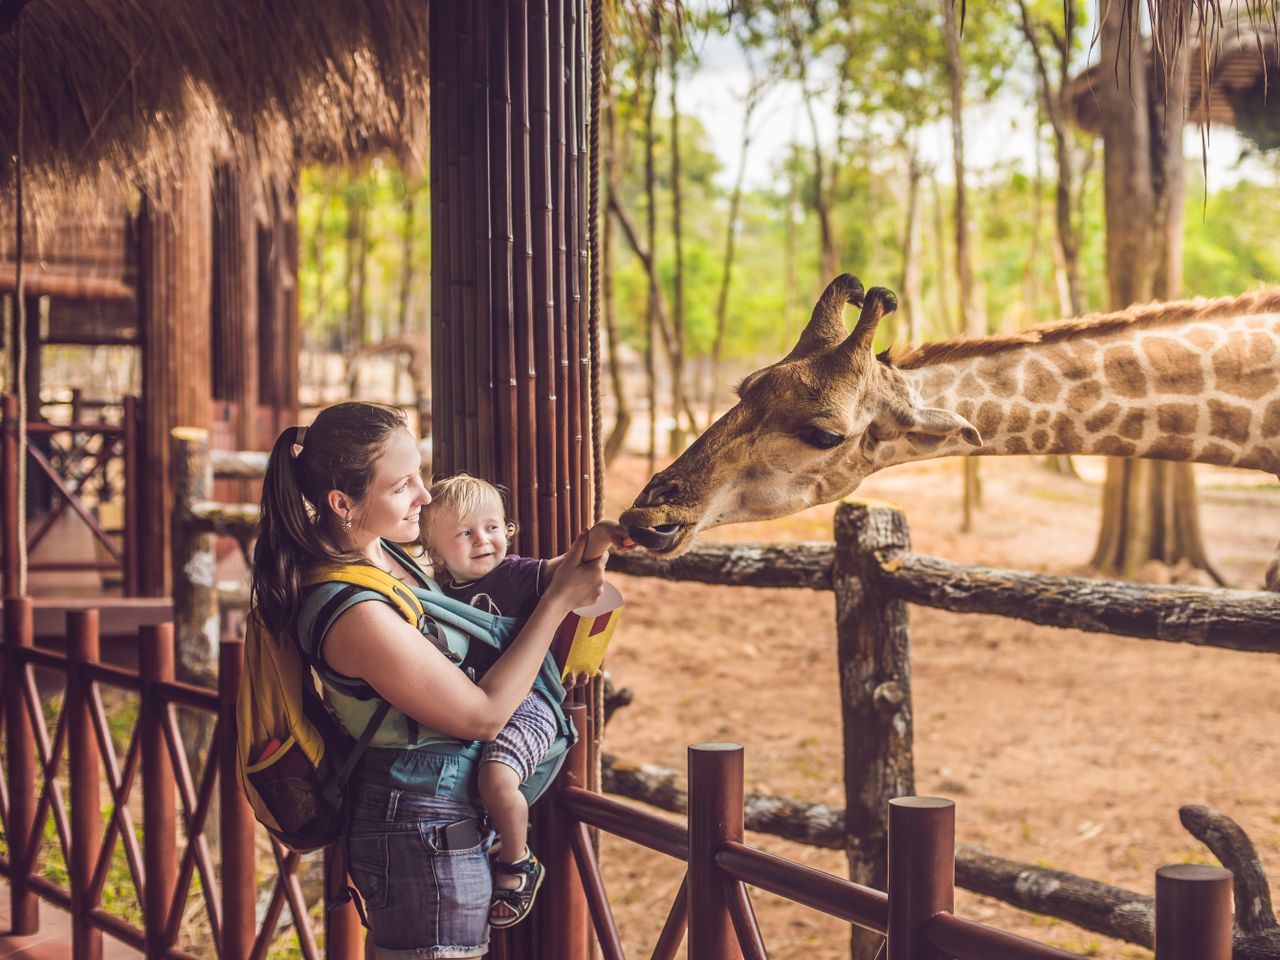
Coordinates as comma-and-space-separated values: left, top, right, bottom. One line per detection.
249, 403, 409, 635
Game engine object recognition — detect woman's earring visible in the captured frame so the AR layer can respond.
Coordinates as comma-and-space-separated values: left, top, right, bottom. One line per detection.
341, 515, 353, 532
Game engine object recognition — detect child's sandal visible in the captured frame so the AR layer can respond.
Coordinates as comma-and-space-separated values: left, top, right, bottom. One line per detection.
489, 851, 545, 929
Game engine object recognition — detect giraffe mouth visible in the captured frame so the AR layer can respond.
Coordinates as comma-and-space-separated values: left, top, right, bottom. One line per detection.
625, 522, 688, 555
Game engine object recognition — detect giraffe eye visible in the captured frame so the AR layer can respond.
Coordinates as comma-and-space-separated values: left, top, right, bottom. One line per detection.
802, 427, 845, 450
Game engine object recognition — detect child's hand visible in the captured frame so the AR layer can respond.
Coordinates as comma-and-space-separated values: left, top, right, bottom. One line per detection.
585, 520, 635, 560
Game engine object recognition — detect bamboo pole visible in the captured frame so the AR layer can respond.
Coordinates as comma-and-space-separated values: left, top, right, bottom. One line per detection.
219, 639, 257, 960
2, 394, 18, 595
140, 624, 176, 960
4, 595, 39, 933
68, 609, 104, 960
688, 742, 744, 959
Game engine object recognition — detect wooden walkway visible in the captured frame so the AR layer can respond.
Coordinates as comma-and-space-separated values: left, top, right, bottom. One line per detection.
0, 881, 141, 960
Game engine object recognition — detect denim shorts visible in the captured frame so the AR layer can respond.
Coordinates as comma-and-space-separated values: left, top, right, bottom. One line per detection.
345, 781, 495, 958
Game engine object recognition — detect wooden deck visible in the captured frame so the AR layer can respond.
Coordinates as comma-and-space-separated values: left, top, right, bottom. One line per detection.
0, 880, 141, 960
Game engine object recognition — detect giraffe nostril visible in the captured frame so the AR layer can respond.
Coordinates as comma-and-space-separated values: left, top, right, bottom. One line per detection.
638, 476, 682, 507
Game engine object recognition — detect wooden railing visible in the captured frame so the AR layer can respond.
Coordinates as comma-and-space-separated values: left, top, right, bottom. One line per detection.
2, 394, 141, 596
0, 596, 356, 960
605, 501, 1280, 956
555, 702, 1234, 959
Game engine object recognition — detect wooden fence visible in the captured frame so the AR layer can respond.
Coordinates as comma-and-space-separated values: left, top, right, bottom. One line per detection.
606, 501, 1280, 957
4, 427, 1253, 959
2, 394, 141, 596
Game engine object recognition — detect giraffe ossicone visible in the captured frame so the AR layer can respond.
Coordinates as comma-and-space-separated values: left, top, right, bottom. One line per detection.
621, 274, 1280, 587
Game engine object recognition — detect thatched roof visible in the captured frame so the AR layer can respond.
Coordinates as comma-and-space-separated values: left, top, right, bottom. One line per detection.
0, 0, 429, 204
1067, 22, 1280, 145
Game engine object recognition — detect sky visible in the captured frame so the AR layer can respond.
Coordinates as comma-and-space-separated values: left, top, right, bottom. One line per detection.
671, 20, 1276, 195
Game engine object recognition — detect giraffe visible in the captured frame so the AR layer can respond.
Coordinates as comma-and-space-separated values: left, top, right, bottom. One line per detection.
619, 274, 1280, 588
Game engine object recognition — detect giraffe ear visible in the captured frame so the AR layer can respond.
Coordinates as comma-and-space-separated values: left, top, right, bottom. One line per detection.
911, 407, 983, 447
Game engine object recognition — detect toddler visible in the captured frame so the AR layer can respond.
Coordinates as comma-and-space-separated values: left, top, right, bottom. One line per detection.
422, 473, 630, 929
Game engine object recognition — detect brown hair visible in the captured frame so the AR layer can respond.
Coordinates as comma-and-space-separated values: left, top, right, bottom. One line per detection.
250, 401, 409, 635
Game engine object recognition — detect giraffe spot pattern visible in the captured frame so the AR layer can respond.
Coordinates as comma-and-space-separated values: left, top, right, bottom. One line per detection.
1096, 436, 1137, 457
1261, 399, 1280, 438
1004, 436, 1030, 454
1052, 415, 1083, 451
1211, 342, 1279, 399
977, 362, 1019, 398
1031, 429, 1049, 449
975, 401, 1003, 437
1006, 403, 1031, 434
1184, 326, 1220, 351
1043, 344, 1094, 381
1117, 411, 1145, 440
1156, 403, 1198, 435
1143, 337, 1205, 394
1034, 409, 1051, 424
1197, 441, 1236, 465
1145, 436, 1195, 461
1085, 403, 1120, 432
1066, 381, 1102, 413
1208, 399, 1253, 445
957, 373, 983, 398
1102, 345, 1147, 398
1023, 359, 1060, 403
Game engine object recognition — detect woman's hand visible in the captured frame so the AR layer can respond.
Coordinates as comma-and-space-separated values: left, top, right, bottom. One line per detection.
544, 532, 607, 612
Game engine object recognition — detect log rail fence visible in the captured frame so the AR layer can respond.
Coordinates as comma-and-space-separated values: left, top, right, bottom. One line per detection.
1, 427, 1266, 959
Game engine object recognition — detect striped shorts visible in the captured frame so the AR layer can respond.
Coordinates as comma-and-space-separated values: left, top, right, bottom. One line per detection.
481, 692, 558, 782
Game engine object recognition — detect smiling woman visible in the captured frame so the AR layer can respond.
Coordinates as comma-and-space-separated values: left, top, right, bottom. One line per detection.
248, 401, 606, 959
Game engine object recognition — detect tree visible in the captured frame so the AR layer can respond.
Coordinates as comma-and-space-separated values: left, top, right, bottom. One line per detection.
1091, 0, 1220, 583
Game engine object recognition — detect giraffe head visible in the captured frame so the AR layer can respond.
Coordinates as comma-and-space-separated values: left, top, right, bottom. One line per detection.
621, 275, 983, 556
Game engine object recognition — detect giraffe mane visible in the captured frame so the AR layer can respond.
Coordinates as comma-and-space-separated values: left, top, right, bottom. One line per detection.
893, 287, 1280, 371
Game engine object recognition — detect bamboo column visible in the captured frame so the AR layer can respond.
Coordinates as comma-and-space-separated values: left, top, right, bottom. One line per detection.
429, 2, 594, 956
138, 149, 214, 595
211, 162, 260, 461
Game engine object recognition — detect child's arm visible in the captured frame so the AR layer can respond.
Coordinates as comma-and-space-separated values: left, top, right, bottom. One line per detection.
544, 520, 634, 579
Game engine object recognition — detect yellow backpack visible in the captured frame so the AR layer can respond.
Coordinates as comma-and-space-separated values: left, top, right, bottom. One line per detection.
235, 565, 428, 852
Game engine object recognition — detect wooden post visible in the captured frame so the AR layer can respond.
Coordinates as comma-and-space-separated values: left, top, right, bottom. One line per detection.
1154, 864, 1233, 960
141, 624, 177, 960
122, 395, 140, 597
2, 394, 19, 596
170, 427, 219, 687
324, 845, 363, 960
4, 595, 39, 933
834, 500, 916, 960
543, 704, 591, 960
137, 153, 214, 596
218, 639, 256, 960
67, 609, 104, 960
688, 742, 744, 960
887, 797, 954, 960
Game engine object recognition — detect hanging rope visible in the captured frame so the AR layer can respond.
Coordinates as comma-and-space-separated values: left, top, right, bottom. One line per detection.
587, 0, 604, 524
13, 8, 28, 596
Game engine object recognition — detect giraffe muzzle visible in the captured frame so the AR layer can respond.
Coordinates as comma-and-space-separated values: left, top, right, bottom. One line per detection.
625, 522, 684, 552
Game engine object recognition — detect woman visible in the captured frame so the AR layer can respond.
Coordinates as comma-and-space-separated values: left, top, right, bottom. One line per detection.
251, 402, 605, 959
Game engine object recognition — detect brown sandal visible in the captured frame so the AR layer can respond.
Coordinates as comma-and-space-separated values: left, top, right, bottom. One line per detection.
489, 850, 545, 929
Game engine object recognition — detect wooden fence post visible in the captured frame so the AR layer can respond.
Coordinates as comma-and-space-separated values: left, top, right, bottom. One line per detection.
170, 427, 219, 687
833, 500, 916, 959
1154, 864, 1233, 960
887, 797, 954, 960
141, 624, 177, 960
218, 639, 256, 960
122, 395, 140, 597
539, 705, 591, 960
688, 742, 744, 960
2, 394, 19, 596
4, 594, 39, 933
68, 609, 104, 960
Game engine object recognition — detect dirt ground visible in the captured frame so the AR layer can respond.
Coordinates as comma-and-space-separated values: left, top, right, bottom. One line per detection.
593, 451, 1280, 958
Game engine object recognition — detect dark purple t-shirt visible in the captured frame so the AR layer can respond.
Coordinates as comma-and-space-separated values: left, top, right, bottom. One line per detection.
440, 554, 548, 622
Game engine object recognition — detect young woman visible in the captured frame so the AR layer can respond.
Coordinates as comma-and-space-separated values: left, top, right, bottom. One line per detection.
250, 401, 605, 959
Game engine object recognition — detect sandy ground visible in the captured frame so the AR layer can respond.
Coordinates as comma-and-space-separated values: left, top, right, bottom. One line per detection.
593, 451, 1280, 958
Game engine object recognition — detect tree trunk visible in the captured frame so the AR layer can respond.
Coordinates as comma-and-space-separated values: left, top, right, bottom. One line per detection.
668, 27, 687, 454
931, 175, 953, 336
782, 141, 802, 354
708, 79, 760, 425
644, 18, 659, 477
1091, 0, 1220, 583
602, 106, 630, 467
942, 0, 983, 529
899, 144, 924, 347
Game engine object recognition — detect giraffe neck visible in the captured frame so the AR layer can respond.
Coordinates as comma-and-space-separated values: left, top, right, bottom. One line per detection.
888, 298, 1280, 474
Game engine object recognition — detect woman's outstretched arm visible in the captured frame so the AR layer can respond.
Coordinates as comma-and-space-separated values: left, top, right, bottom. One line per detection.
323, 534, 605, 741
